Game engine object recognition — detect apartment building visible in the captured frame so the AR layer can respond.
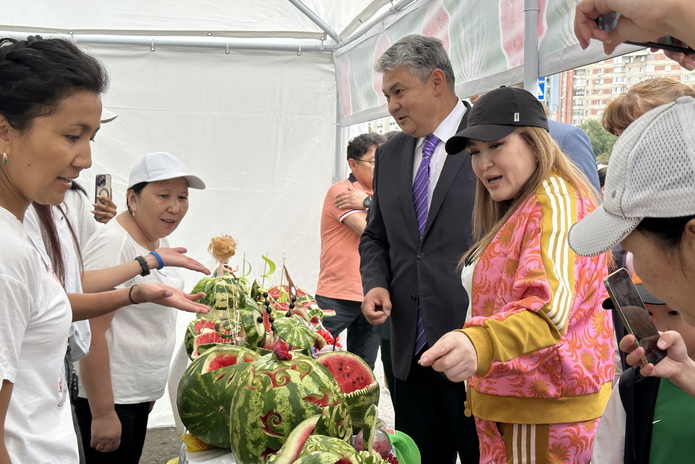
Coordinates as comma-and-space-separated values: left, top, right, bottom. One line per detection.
557, 49, 694, 126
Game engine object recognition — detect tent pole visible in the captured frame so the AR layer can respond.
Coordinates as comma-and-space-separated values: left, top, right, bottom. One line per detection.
0, 30, 335, 53
523, 0, 540, 95
339, 0, 418, 47
287, 0, 341, 44
333, 92, 345, 184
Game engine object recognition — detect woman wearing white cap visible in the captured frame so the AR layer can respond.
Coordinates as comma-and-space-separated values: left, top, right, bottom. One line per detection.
75, 152, 207, 463
569, 96, 695, 399
419, 87, 614, 463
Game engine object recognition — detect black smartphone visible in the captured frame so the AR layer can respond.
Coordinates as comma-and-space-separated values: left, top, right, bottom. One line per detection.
596, 12, 695, 54
604, 268, 666, 365
95, 174, 112, 205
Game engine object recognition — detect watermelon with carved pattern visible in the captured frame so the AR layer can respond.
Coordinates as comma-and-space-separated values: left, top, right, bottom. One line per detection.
229, 352, 352, 464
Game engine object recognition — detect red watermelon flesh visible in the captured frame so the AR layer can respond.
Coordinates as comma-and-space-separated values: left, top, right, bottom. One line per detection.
194, 319, 216, 332
317, 351, 380, 432
201, 351, 258, 373
317, 352, 373, 393
193, 329, 234, 358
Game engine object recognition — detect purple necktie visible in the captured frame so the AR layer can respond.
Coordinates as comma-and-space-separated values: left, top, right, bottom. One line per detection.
413, 134, 439, 354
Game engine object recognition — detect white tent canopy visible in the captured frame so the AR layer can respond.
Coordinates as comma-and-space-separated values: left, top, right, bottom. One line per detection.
1, 0, 631, 428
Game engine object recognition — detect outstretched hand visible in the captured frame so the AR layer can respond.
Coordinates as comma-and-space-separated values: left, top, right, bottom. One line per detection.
419, 331, 477, 383
154, 247, 211, 275
133, 283, 209, 313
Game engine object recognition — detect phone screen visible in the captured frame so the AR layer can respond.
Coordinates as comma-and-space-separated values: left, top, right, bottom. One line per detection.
596, 12, 695, 54
95, 174, 112, 205
604, 268, 666, 365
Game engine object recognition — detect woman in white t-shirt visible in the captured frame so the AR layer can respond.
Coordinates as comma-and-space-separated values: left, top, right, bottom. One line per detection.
75, 152, 206, 463
0, 37, 209, 464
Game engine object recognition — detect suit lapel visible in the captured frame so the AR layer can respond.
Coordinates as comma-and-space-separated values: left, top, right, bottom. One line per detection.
423, 107, 471, 238
396, 135, 421, 244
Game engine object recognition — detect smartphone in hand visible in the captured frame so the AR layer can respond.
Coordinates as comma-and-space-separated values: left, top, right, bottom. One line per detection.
95, 174, 112, 205
596, 12, 695, 54
604, 268, 666, 365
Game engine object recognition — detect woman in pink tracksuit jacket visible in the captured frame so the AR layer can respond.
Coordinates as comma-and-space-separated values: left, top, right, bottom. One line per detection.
421, 87, 614, 464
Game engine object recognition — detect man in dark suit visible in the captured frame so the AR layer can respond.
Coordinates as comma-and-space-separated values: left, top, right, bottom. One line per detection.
359, 34, 479, 463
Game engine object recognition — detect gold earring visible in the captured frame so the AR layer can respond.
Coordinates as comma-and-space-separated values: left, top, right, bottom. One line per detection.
2, 153, 7, 164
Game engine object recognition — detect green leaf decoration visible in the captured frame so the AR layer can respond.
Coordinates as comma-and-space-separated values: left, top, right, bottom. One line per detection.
239, 256, 253, 279
260, 255, 277, 278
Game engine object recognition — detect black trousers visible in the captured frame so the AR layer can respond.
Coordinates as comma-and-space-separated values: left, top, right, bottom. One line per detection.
74, 397, 151, 464
394, 350, 479, 463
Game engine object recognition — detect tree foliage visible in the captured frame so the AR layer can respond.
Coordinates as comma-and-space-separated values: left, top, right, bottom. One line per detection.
579, 120, 617, 162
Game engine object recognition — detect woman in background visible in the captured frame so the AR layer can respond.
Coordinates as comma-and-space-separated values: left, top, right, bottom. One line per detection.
570, 97, 695, 400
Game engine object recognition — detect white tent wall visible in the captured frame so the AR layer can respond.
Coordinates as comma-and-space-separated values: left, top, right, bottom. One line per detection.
73, 42, 337, 427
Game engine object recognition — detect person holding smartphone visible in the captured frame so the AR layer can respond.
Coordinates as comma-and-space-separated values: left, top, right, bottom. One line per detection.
592, 275, 695, 463
574, 0, 695, 69
569, 97, 695, 400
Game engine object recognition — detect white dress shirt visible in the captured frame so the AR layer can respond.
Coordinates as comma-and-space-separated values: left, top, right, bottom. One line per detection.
412, 99, 468, 211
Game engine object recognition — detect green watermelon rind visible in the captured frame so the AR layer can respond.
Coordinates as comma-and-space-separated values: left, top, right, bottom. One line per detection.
177, 346, 259, 448
229, 354, 351, 464
292, 451, 343, 464
300, 435, 356, 458
273, 316, 316, 350
239, 298, 265, 346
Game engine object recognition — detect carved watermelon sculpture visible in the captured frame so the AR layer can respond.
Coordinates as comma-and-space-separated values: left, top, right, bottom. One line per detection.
317, 351, 380, 432
177, 345, 259, 448
229, 352, 352, 464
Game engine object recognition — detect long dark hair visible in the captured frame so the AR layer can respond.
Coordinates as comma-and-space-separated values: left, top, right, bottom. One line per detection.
0, 36, 108, 283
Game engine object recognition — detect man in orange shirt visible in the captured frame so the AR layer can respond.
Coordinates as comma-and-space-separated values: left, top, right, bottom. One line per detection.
316, 133, 386, 368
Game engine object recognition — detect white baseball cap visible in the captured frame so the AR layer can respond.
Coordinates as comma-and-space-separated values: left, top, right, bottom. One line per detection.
128, 152, 206, 190
569, 96, 695, 256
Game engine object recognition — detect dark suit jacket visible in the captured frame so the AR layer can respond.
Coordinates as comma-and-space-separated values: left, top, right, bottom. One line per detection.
548, 120, 601, 193
359, 111, 476, 380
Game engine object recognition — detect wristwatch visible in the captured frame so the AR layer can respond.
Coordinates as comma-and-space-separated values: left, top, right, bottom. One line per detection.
135, 255, 150, 277
363, 195, 373, 208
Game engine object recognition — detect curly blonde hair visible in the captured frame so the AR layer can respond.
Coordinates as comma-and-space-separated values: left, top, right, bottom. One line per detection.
208, 235, 237, 264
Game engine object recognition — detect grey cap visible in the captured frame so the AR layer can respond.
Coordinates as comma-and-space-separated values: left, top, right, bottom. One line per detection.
569, 96, 695, 256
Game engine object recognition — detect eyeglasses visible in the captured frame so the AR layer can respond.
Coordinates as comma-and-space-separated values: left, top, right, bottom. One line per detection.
355, 159, 375, 166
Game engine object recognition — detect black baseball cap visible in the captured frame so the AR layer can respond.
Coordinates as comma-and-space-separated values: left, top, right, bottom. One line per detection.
446, 87, 549, 154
